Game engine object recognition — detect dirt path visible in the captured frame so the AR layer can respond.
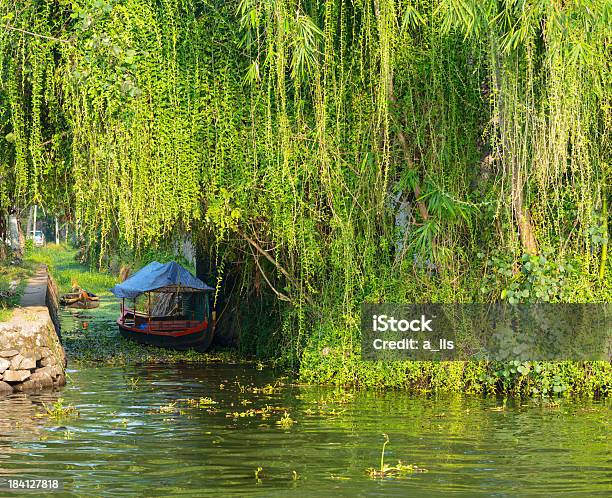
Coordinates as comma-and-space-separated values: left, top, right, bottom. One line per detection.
19, 265, 48, 307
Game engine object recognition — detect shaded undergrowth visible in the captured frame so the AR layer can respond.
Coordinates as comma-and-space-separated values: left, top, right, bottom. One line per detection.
0, 258, 34, 321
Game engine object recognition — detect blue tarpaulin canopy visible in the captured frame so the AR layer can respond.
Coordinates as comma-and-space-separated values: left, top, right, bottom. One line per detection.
110, 261, 213, 299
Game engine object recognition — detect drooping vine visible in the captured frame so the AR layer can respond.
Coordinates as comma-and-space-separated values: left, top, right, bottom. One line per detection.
1, 0, 609, 372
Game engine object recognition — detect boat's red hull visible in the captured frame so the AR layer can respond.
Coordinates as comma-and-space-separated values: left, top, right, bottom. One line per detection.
117, 312, 214, 351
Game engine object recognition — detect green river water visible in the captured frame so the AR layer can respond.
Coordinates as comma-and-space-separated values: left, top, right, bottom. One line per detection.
0, 303, 610, 497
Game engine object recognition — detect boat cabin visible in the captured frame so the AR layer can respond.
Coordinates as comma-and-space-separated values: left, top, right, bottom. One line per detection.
110, 261, 215, 351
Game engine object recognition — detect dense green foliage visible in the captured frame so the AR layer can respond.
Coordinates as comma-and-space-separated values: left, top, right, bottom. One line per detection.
1, 1, 610, 392
0, 258, 31, 321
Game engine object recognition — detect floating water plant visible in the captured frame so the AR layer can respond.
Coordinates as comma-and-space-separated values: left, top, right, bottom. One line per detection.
258, 384, 278, 395
237, 382, 283, 395
366, 434, 428, 478
367, 461, 428, 479
186, 397, 218, 408
125, 377, 140, 391
226, 405, 282, 420
150, 401, 181, 414
159, 402, 177, 413
41, 398, 79, 420
276, 412, 295, 428
228, 408, 258, 418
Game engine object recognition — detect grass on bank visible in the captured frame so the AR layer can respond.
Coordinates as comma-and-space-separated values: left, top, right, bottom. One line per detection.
1, 242, 102, 321
24, 244, 117, 295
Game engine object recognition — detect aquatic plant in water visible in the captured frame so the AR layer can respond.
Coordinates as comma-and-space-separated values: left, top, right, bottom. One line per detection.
276, 412, 295, 428
40, 398, 79, 421
366, 434, 427, 478
154, 402, 178, 414
186, 397, 218, 408
126, 377, 140, 391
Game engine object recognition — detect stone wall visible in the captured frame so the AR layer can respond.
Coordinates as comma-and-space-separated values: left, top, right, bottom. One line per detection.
46, 273, 61, 339
0, 288, 66, 395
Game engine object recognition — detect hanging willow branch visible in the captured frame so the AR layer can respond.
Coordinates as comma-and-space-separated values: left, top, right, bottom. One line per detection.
3, 24, 70, 43
250, 250, 292, 302
1, 0, 608, 360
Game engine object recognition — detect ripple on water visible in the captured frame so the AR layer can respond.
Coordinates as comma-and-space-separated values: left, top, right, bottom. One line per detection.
1, 363, 609, 497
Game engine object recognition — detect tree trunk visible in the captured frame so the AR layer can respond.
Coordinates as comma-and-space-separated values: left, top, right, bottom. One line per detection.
512, 171, 538, 255
32, 204, 37, 238
8, 211, 23, 258
55, 217, 59, 244
0, 211, 6, 259
388, 75, 429, 221
26, 206, 33, 240
600, 194, 608, 280
490, 30, 537, 255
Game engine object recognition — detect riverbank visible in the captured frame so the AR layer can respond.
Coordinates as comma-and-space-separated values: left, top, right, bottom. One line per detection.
0, 265, 66, 393
24, 244, 117, 296
19, 245, 611, 397
300, 346, 611, 397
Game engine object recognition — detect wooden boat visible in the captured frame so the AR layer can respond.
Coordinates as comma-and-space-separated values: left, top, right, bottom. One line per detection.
117, 308, 214, 351
60, 290, 100, 309
111, 261, 215, 352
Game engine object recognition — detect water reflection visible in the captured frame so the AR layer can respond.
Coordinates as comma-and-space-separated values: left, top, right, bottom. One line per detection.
0, 390, 62, 441
0, 363, 609, 497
